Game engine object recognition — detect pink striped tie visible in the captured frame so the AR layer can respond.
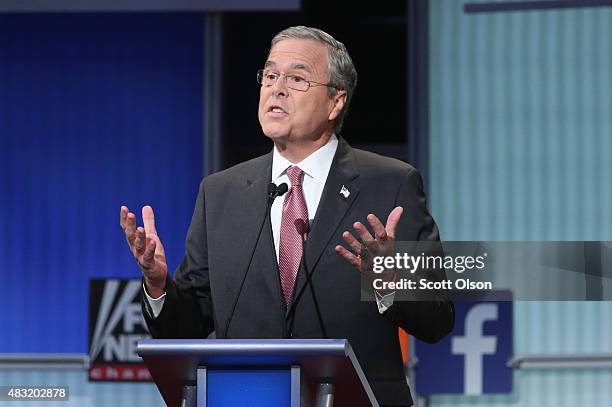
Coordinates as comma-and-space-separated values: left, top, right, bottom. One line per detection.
278, 166, 309, 306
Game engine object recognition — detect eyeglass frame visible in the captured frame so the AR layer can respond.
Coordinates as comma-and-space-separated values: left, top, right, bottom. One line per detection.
256, 69, 341, 92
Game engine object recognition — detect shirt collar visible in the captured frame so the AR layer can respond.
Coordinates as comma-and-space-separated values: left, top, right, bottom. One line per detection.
271, 134, 338, 182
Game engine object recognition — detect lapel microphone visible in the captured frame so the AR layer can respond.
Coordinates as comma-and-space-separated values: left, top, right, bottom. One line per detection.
222, 182, 288, 339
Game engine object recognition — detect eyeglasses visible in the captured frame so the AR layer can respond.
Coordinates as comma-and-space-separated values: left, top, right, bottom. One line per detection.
257, 69, 339, 92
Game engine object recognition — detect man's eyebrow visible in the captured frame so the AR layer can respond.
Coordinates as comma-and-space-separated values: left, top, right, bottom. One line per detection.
290, 63, 312, 73
263, 61, 312, 74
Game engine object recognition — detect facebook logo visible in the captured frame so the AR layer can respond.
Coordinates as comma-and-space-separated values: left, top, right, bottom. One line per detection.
414, 294, 512, 395
451, 304, 499, 394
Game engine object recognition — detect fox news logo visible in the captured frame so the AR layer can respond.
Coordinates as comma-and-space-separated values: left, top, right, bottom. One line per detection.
89, 279, 152, 381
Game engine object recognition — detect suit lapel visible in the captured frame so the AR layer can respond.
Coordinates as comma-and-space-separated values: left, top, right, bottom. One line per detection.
304, 137, 360, 275
237, 154, 271, 261
237, 153, 286, 311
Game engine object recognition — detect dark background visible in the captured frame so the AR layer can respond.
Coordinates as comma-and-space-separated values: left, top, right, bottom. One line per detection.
220, 0, 409, 166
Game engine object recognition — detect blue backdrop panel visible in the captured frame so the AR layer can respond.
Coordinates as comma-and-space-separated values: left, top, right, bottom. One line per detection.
0, 13, 204, 353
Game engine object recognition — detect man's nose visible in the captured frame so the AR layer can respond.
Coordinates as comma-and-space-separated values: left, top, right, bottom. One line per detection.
271, 74, 288, 96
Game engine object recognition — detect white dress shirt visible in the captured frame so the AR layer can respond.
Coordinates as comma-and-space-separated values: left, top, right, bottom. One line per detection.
145, 134, 394, 316
270, 134, 337, 260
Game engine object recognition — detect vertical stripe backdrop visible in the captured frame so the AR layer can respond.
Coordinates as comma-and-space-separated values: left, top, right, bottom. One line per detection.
428, 1, 612, 405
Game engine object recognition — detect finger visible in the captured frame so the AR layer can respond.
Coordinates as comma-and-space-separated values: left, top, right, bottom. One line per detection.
134, 227, 146, 255
385, 206, 404, 239
335, 245, 361, 269
366, 213, 387, 241
141, 237, 156, 268
142, 206, 158, 236
124, 212, 137, 245
342, 231, 362, 255
120, 206, 129, 229
353, 221, 374, 243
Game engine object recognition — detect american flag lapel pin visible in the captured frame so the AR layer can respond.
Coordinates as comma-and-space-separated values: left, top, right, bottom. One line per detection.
339, 185, 350, 198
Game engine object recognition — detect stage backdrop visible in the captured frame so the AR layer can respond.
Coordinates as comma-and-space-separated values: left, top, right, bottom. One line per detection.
428, 1, 612, 406
0, 13, 204, 353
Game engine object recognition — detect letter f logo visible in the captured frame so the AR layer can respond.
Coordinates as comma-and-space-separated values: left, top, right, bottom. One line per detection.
451, 303, 498, 395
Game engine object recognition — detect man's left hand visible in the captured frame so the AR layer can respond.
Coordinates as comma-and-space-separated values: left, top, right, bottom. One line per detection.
335, 206, 404, 282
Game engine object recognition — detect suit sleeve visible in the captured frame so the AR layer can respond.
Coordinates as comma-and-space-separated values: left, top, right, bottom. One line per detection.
141, 179, 215, 339
384, 168, 455, 343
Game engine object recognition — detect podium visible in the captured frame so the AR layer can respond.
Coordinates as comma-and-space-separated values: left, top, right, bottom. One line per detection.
137, 339, 379, 407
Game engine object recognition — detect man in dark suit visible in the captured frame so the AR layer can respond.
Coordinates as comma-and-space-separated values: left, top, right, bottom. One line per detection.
120, 26, 453, 406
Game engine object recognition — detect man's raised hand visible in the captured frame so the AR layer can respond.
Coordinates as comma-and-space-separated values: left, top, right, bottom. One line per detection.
120, 205, 168, 298
335, 206, 404, 278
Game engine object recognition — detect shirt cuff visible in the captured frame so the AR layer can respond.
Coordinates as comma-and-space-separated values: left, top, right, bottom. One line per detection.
143, 283, 166, 318
375, 290, 396, 314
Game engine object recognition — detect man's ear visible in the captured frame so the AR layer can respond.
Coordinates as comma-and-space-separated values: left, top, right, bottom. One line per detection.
328, 91, 347, 121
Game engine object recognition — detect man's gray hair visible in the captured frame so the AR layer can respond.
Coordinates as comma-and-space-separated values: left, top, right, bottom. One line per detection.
271, 26, 358, 134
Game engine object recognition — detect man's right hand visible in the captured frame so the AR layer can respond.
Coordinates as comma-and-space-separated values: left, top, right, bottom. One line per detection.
120, 205, 168, 298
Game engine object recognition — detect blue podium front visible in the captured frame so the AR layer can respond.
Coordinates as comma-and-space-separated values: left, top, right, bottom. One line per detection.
206, 368, 291, 406
137, 339, 378, 407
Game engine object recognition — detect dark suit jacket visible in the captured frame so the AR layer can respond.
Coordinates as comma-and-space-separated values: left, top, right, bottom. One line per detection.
142, 137, 454, 406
